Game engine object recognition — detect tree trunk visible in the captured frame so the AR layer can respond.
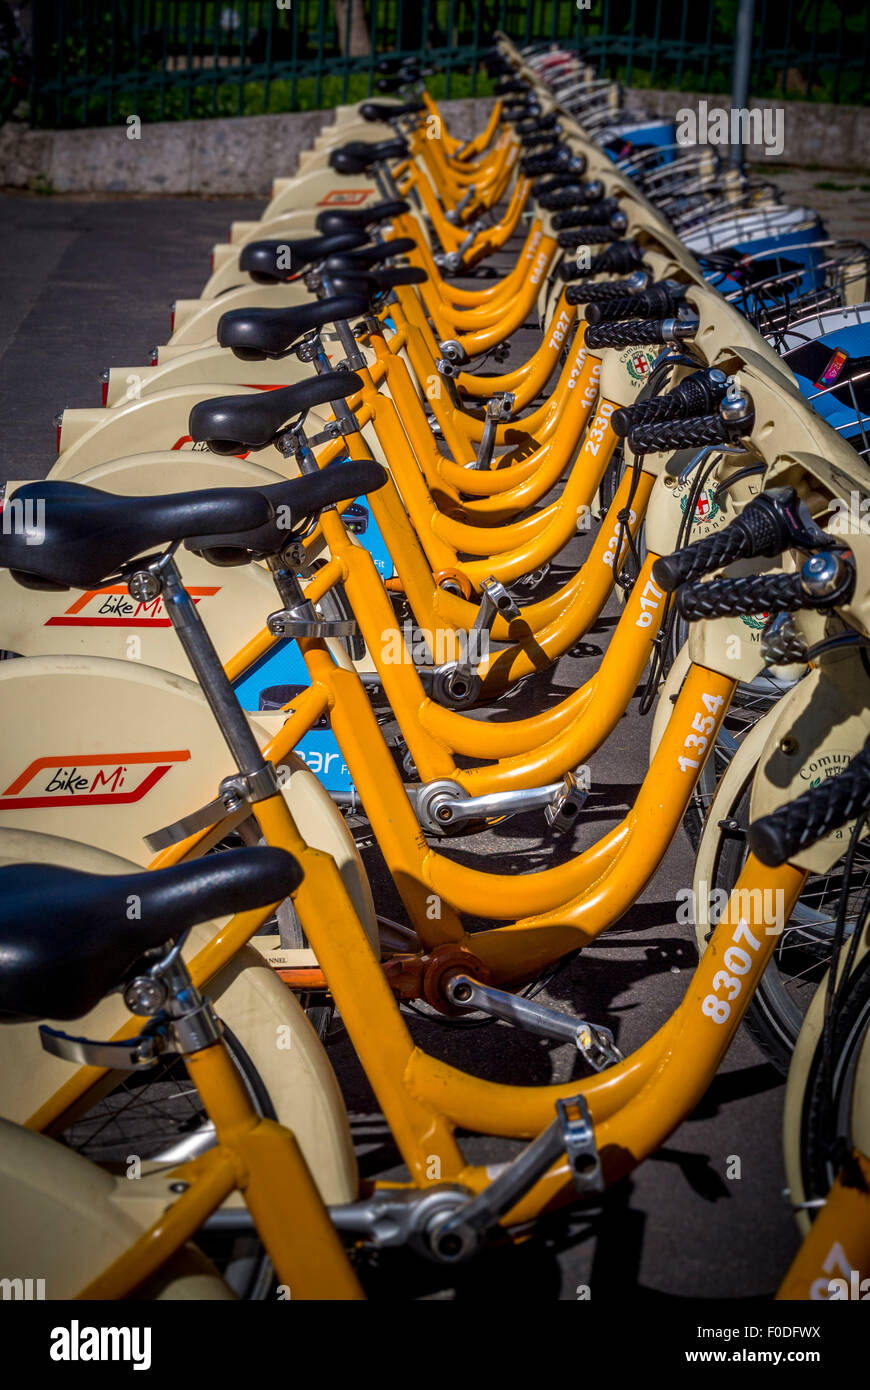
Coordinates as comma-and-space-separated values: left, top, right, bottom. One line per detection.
334, 0, 371, 58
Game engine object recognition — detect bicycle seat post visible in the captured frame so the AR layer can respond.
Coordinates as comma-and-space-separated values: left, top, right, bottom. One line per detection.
295, 325, 365, 440
133, 550, 279, 804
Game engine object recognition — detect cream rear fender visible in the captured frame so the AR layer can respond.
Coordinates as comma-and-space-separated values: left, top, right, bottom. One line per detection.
0, 454, 377, 681
105, 349, 315, 403
263, 169, 380, 223
0, 828, 359, 1207
0, 655, 379, 958
227, 204, 425, 248
0, 1115, 236, 1299
51, 385, 332, 477
208, 196, 430, 283
200, 191, 408, 295
782, 934, 870, 1234
105, 324, 371, 402
169, 281, 319, 345
310, 119, 398, 151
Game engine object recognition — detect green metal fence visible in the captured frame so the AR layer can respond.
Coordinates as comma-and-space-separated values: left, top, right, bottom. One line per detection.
24, 0, 870, 129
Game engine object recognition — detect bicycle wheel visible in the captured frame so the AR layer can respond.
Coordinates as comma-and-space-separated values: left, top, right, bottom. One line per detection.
705, 780, 870, 1074
794, 952, 870, 1214
61, 1025, 276, 1300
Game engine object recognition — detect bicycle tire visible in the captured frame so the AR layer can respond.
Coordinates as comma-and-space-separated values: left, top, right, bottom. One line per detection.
795, 952, 870, 1215
62, 1023, 277, 1300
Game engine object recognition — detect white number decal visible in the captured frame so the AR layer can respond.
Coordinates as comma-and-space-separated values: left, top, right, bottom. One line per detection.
702, 915, 764, 1024
677, 692, 724, 773
602, 509, 636, 566
635, 578, 664, 629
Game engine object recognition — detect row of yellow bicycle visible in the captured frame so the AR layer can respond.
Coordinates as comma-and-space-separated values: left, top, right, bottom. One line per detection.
0, 35, 868, 1301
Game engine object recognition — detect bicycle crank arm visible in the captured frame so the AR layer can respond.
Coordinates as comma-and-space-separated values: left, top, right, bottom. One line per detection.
427, 1093, 604, 1262
470, 393, 516, 471
443, 973, 623, 1070
412, 769, 589, 834
420, 576, 522, 709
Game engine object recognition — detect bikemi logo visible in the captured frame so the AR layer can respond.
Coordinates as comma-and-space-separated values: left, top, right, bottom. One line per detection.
0, 750, 191, 810
50, 1320, 151, 1371
317, 189, 372, 206
45, 585, 220, 627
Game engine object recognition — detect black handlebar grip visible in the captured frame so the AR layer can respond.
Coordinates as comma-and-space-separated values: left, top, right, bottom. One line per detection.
586, 283, 685, 325
611, 368, 728, 435
517, 112, 559, 135
538, 183, 608, 212
677, 571, 803, 623
557, 225, 623, 248
538, 186, 589, 211
584, 316, 674, 350
568, 241, 644, 280
504, 103, 541, 121
532, 166, 587, 196
748, 740, 870, 867
551, 200, 622, 229
371, 266, 427, 288
628, 410, 736, 454
520, 130, 561, 150
521, 149, 574, 176
652, 495, 791, 591
565, 279, 643, 305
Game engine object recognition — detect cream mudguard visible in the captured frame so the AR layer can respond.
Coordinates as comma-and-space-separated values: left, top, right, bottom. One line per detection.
783, 930, 870, 1233
104, 348, 315, 403
169, 282, 322, 345
103, 323, 412, 402
53, 385, 331, 477
0, 656, 380, 969
1, 454, 377, 681
0, 828, 359, 1210
263, 169, 380, 223
0, 1110, 235, 1299
688, 649, 870, 960
50, 387, 393, 484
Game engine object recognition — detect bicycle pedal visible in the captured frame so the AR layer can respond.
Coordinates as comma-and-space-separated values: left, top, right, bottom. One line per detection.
556, 1095, 605, 1194
544, 770, 589, 832
508, 563, 550, 597
574, 1020, 623, 1072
